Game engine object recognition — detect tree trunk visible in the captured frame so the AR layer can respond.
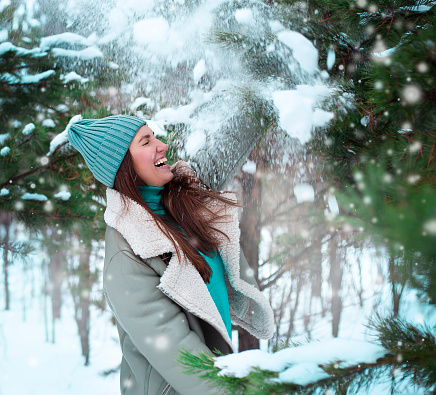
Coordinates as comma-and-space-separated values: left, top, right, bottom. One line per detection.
238, 171, 261, 351
329, 234, 343, 338
73, 249, 92, 366
1, 213, 11, 310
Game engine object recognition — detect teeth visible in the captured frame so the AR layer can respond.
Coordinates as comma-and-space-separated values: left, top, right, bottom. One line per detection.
154, 157, 167, 166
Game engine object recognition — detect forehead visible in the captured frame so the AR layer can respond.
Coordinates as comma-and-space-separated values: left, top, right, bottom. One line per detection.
133, 125, 154, 141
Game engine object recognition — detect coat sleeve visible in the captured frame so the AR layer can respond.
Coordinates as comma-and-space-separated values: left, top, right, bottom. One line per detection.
103, 249, 221, 395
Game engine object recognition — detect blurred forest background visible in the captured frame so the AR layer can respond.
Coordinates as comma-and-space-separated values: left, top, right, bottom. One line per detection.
0, 0, 434, 393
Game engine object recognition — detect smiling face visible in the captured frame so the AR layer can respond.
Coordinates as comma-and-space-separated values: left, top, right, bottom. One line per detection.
128, 125, 174, 187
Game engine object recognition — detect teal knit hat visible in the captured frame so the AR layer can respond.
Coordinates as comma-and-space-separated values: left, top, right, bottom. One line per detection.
67, 115, 147, 187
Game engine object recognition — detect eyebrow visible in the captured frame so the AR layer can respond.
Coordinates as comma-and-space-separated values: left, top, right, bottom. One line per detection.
138, 132, 154, 143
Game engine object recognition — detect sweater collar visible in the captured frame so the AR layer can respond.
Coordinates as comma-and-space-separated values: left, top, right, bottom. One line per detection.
138, 185, 166, 215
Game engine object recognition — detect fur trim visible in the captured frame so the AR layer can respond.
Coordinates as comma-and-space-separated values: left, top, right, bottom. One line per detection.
104, 165, 274, 348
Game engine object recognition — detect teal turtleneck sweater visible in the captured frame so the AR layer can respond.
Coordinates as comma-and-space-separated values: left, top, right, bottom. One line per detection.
138, 185, 232, 340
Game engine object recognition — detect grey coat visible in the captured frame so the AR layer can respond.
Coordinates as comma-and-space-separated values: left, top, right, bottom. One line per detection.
103, 162, 274, 395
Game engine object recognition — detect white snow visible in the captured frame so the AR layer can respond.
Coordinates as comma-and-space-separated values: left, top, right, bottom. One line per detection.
133, 16, 170, 47
242, 160, 256, 174
1, 146, 10, 156
277, 30, 319, 74
48, 114, 83, 155
62, 71, 90, 84
0, 0, 11, 13
327, 195, 339, 216
214, 338, 387, 385
0, 188, 9, 196
2, 69, 55, 84
0, 132, 10, 144
54, 191, 72, 201
144, 119, 166, 136
42, 119, 56, 128
272, 85, 333, 143
130, 97, 153, 111
293, 183, 315, 203
326, 49, 335, 70
21, 192, 48, 201
39, 32, 94, 51
51, 46, 104, 60
56, 104, 70, 113
108, 61, 119, 69
423, 219, 436, 235
22, 123, 35, 135
193, 59, 206, 83
184, 129, 206, 156
0, 41, 46, 57
234, 8, 255, 26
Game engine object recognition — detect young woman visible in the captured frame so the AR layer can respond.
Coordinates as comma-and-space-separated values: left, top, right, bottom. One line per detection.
67, 115, 274, 395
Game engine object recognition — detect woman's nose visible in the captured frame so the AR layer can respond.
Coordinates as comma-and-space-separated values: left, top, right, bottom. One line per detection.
157, 140, 168, 151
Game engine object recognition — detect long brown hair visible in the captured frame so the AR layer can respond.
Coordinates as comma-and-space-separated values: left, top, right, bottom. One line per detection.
113, 150, 239, 283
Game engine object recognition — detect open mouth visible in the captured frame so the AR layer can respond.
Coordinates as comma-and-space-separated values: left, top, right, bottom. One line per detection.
154, 157, 168, 167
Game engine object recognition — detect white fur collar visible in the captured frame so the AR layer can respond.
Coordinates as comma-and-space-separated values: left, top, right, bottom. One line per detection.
104, 180, 274, 350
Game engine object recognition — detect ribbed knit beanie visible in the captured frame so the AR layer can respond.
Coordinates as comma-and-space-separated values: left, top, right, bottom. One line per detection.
67, 115, 147, 188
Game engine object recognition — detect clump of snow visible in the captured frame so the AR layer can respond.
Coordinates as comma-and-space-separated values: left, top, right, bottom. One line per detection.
328, 195, 339, 216
56, 104, 69, 113
47, 114, 83, 155
0, 132, 10, 144
108, 61, 119, 69
0, 41, 46, 57
274, 362, 329, 385
269, 20, 284, 33
423, 219, 436, 236
193, 59, 206, 84
1, 146, 10, 156
133, 17, 169, 47
40, 32, 94, 52
293, 183, 314, 203
21, 193, 48, 201
54, 191, 71, 201
62, 71, 89, 84
184, 129, 206, 156
326, 49, 335, 70
2, 69, 55, 84
22, 123, 35, 135
42, 119, 56, 128
277, 30, 319, 74
0, 188, 9, 196
145, 120, 166, 137
130, 97, 153, 111
51, 46, 103, 60
234, 8, 255, 25
215, 338, 387, 385
272, 85, 334, 143
242, 160, 256, 174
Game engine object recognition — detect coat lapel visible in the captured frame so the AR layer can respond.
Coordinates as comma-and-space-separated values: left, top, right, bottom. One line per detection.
104, 187, 235, 350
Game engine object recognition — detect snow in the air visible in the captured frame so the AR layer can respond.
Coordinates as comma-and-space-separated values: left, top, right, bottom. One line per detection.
184, 129, 206, 156
21, 192, 48, 201
242, 160, 256, 174
22, 123, 35, 135
327, 194, 339, 216
271, 85, 333, 143
130, 97, 154, 111
54, 191, 71, 201
326, 49, 335, 70
62, 71, 89, 84
42, 119, 56, 128
193, 59, 206, 84
1, 146, 10, 156
293, 183, 315, 203
277, 31, 319, 75
0, 132, 10, 144
234, 8, 255, 26
215, 338, 387, 384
